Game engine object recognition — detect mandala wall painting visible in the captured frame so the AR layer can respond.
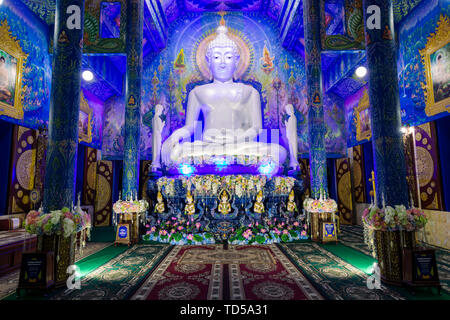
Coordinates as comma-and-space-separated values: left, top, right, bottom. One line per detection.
419, 14, 450, 117
336, 158, 353, 225
0, 19, 28, 120
94, 160, 113, 226
8, 126, 37, 214
415, 122, 444, 210
352, 144, 365, 203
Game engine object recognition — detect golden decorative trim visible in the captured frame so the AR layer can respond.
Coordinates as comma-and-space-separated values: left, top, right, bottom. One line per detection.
419, 14, 450, 117
355, 89, 371, 141
78, 91, 93, 143
0, 19, 28, 120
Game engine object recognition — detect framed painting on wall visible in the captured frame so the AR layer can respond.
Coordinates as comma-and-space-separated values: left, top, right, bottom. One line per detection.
0, 20, 28, 120
420, 14, 450, 116
354, 89, 371, 142
78, 91, 93, 144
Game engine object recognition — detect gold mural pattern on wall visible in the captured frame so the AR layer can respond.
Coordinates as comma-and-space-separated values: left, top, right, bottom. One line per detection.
94, 160, 113, 226
83, 147, 97, 206
8, 126, 37, 213
336, 158, 353, 225
352, 144, 366, 203
0, 19, 28, 120
415, 122, 444, 210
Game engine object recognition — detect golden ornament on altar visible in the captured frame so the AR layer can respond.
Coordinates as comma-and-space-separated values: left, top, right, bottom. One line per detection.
253, 190, 265, 214
287, 190, 297, 213
154, 191, 166, 214
218, 189, 231, 215
185, 190, 195, 215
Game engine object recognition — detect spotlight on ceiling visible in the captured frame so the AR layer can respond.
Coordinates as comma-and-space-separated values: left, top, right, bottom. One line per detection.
0, 0, 3, 5
355, 66, 367, 78
82, 70, 94, 81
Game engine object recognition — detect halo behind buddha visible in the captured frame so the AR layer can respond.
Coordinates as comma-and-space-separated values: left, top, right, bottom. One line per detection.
195, 22, 252, 81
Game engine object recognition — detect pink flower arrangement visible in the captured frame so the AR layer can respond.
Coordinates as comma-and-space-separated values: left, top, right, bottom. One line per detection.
363, 205, 427, 231
187, 234, 193, 241
24, 207, 91, 238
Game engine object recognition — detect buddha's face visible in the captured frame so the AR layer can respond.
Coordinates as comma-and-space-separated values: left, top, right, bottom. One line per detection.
207, 46, 239, 82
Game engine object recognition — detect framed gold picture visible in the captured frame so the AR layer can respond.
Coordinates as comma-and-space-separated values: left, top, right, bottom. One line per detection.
0, 19, 28, 120
355, 89, 371, 142
420, 14, 450, 117
78, 91, 93, 143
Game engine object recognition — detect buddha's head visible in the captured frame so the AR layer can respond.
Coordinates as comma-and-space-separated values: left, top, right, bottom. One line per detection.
155, 104, 163, 116
289, 190, 295, 201
220, 190, 229, 202
256, 190, 263, 202
186, 190, 193, 203
206, 25, 240, 82
285, 104, 294, 116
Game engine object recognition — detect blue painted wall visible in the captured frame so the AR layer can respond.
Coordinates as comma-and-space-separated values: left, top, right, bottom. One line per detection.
0, 121, 13, 215
435, 115, 450, 211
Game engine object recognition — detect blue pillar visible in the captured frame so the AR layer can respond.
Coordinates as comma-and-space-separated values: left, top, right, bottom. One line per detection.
363, 0, 409, 207
43, 0, 85, 211
303, 0, 327, 198
122, 0, 144, 199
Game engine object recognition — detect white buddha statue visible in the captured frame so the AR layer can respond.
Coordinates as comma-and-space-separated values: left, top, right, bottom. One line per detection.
284, 104, 300, 170
161, 25, 287, 170
151, 104, 165, 172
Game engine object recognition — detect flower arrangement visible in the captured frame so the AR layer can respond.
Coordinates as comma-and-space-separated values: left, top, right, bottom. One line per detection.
24, 207, 91, 238
143, 216, 215, 245
362, 205, 428, 232
228, 219, 308, 245
303, 198, 338, 213
157, 174, 295, 198
113, 199, 149, 213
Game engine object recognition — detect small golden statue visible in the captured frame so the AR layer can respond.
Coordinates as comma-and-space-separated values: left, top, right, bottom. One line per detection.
286, 190, 297, 213
185, 190, 195, 216
218, 189, 231, 215
154, 191, 166, 214
253, 190, 265, 214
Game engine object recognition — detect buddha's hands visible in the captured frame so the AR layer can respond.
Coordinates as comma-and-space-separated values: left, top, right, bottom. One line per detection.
204, 128, 258, 144
161, 128, 190, 165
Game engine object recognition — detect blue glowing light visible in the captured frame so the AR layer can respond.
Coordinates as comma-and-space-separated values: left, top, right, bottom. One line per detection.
258, 161, 276, 175
213, 157, 228, 170
179, 163, 195, 175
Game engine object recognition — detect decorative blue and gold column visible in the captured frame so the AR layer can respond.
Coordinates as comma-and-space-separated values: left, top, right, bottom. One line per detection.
122, 0, 144, 198
43, 0, 85, 211
363, 0, 409, 207
303, 0, 327, 198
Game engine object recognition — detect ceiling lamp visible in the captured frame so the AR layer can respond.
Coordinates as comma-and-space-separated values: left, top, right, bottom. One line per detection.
82, 70, 94, 81
355, 66, 367, 78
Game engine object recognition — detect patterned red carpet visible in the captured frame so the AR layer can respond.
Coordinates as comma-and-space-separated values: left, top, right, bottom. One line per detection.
132, 244, 323, 300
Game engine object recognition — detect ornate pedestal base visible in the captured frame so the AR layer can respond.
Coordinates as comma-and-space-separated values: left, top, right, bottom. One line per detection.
374, 230, 415, 286
309, 212, 336, 242
38, 234, 75, 288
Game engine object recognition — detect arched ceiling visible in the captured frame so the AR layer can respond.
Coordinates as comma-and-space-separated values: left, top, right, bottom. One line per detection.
18, 0, 425, 102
